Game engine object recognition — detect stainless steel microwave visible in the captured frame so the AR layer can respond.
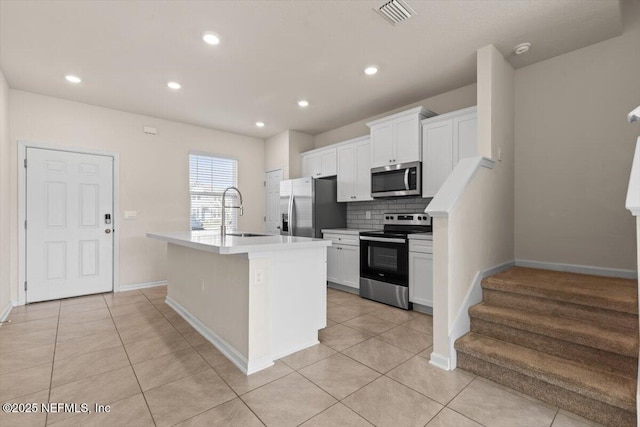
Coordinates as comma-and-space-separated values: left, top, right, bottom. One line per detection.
371, 161, 421, 198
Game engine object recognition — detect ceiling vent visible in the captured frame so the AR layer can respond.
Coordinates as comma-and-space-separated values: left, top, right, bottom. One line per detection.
375, 0, 416, 25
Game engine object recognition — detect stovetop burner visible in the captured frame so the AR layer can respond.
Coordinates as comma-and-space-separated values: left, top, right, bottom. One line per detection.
360, 212, 431, 238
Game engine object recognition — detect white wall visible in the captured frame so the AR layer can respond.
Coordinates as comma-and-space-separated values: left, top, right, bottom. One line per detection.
0, 69, 11, 314
264, 130, 314, 180
288, 131, 314, 179
514, 2, 640, 271
430, 45, 515, 369
8, 90, 265, 298
314, 84, 477, 148
265, 130, 289, 179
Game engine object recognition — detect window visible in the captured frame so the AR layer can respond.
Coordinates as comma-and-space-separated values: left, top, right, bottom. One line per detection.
189, 153, 238, 232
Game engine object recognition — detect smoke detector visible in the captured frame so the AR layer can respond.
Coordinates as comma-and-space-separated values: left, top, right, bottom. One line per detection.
375, 0, 416, 25
513, 42, 532, 55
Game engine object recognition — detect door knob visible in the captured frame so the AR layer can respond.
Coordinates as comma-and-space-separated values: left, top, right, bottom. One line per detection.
105, 229, 111, 234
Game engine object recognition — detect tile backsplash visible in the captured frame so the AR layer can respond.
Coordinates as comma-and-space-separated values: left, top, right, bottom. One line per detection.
346, 197, 432, 230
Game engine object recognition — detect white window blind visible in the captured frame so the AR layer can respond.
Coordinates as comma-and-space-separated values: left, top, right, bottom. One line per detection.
189, 154, 238, 232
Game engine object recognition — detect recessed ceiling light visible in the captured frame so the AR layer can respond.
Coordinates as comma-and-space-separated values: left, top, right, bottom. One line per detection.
167, 81, 181, 90
513, 42, 531, 55
256, 122, 265, 128
364, 66, 378, 76
202, 32, 220, 45
65, 75, 82, 83
298, 100, 309, 107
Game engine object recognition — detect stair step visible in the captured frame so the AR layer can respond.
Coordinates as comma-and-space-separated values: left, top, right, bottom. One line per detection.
455, 333, 637, 422
471, 317, 638, 379
469, 303, 638, 357
483, 267, 638, 315
483, 288, 638, 332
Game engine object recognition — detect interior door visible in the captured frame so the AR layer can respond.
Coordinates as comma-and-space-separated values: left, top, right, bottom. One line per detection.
264, 169, 283, 234
26, 148, 114, 302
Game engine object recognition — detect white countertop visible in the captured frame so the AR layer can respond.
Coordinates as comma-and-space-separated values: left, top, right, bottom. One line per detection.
147, 231, 331, 255
408, 233, 433, 241
321, 228, 373, 235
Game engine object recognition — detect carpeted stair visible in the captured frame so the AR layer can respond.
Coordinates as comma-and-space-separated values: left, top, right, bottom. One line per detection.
455, 267, 638, 427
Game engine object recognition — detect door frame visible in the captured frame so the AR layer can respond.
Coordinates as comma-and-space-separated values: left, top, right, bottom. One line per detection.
264, 168, 283, 234
17, 140, 120, 306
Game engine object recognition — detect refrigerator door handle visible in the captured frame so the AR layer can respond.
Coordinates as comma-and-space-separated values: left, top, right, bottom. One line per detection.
290, 195, 296, 236
288, 194, 294, 236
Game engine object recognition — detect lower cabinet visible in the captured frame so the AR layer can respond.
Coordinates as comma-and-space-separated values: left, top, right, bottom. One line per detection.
324, 233, 359, 290
409, 242, 433, 307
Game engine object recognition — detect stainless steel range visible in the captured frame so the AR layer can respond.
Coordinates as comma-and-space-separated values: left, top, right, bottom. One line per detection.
359, 212, 431, 310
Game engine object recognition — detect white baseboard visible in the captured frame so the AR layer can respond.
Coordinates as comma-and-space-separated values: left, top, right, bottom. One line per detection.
446, 260, 515, 370
271, 339, 320, 362
165, 296, 273, 375
327, 282, 359, 295
118, 280, 167, 292
515, 259, 637, 279
0, 301, 14, 324
429, 352, 451, 370
412, 303, 433, 315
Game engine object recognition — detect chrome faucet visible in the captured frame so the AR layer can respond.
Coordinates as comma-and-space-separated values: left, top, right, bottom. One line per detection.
221, 186, 244, 236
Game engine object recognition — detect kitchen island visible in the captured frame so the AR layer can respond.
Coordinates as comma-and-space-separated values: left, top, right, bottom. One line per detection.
147, 231, 331, 374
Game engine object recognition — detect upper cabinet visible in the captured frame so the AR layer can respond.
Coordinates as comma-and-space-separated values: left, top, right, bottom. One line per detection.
422, 106, 477, 198
367, 106, 436, 168
301, 147, 337, 178
337, 136, 372, 202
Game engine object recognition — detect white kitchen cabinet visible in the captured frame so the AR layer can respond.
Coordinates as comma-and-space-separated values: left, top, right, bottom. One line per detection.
337, 136, 372, 202
422, 106, 477, 198
367, 106, 436, 168
327, 245, 341, 284
301, 147, 337, 178
323, 232, 359, 290
409, 239, 433, 307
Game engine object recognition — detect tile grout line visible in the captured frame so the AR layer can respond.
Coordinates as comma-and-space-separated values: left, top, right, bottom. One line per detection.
140, 288, 269, 427
549, 407, 561, 427
103, 291, 159, 427
43, 301, 62, 427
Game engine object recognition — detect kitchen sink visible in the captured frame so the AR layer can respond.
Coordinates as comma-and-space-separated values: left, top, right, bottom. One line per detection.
225, 233, 268, 237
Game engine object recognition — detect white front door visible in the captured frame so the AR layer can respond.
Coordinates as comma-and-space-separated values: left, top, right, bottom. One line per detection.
264, 169, 283, 234
26, 148, 114, 302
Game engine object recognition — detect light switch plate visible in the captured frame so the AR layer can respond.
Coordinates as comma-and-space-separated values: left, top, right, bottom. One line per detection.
123, 211, 137, 220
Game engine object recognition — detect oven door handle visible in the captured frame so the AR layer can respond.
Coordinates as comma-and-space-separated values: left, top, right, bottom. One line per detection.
404, 168, 410, 191
360, 236, 406, 244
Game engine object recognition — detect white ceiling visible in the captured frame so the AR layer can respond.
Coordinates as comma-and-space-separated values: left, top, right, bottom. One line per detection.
0, 0, 622, 139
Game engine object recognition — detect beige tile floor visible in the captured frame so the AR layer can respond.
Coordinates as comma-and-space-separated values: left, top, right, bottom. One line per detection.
0, 286, 605, 427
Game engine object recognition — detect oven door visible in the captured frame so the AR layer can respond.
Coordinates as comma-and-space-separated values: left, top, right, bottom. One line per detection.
359, 236, 409, 286
371, 161, 421, 198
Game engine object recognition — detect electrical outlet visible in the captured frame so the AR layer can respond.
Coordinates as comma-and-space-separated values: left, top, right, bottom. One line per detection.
255, 269, 264, 285
366, 211, 371, 219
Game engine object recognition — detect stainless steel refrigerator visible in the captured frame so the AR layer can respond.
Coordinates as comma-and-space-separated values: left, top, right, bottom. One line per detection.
279, 177, 346, 238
